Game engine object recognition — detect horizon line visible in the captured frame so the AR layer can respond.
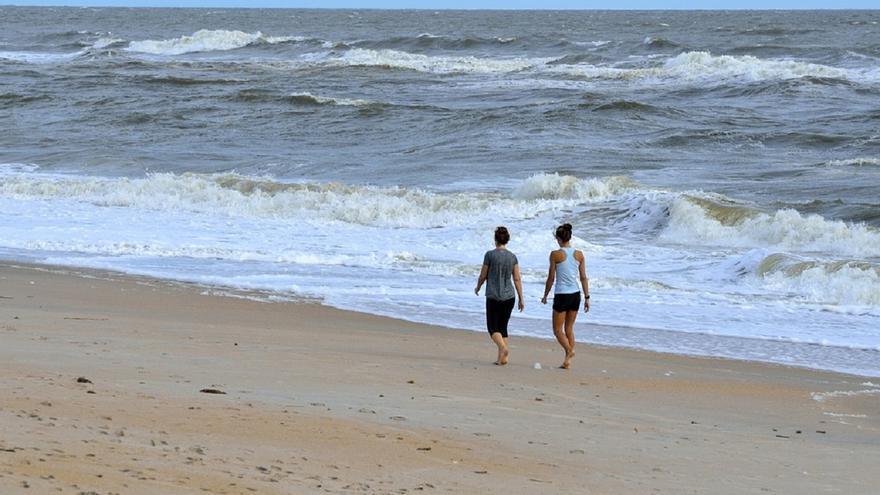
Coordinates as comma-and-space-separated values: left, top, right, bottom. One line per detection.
1, 3, 878, 10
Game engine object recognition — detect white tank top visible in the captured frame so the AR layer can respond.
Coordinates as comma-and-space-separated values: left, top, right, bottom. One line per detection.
554, 247, 580, 294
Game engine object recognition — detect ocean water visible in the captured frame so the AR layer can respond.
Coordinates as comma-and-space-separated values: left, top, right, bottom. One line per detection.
2, 7, 879, 376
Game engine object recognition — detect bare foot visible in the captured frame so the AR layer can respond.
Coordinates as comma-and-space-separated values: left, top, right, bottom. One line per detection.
499, 348, 509, 365
561, 350, 575, 369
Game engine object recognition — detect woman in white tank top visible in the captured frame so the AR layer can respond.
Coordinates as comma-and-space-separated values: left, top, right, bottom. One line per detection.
541, 224, 590, 369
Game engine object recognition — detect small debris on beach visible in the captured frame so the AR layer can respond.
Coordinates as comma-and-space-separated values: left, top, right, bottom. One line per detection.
474, 470, 488, 474
775, 434, 790, 439
76, 377, 92, 384
199, 388, 226, 395
407, 380, 415, 384
390, 416, 407, 421
816, 430, 827, 434
416, 447, 431, 451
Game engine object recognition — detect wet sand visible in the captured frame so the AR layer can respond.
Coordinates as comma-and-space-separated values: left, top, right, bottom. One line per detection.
1, 262, 878, 494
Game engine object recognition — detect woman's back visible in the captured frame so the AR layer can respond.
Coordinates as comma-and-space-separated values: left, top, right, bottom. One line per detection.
554, 247, 580, 294
483, 248, 518, 301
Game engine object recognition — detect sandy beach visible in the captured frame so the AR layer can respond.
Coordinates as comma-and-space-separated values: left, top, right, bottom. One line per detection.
0, 261, 878, 494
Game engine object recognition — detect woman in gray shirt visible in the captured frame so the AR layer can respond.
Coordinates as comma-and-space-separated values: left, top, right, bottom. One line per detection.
474, 226, 525, 365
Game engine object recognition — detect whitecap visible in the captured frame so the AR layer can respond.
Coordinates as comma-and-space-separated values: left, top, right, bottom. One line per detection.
326, 48, 548, 74
826, 158, 880, 167
0, 171, 633, 228
0, 50, 84, 64
289, 92, 373, 107
660, 196, 880, 258
125, 29, 302, 55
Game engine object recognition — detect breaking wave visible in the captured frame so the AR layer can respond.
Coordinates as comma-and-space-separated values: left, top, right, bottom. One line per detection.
325, 48, 546, 74
511, 172, 637, 200
230, 89, 387, 108
546, 51, 878, 85
286, 92, 374, 107
751, 253, 880, 306
660, 196, 880, 258
0, 171, 633, 228
0, 50, 84, 64
126, 29, 304, 55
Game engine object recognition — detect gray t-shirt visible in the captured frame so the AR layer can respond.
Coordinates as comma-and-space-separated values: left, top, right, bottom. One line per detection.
483, 248, 518, 301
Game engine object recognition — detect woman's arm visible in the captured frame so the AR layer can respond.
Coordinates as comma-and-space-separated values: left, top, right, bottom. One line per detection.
513, 263, 525, 311
541, 251, 557, 304
475, 263, 489, 295
576, 250, 590, 312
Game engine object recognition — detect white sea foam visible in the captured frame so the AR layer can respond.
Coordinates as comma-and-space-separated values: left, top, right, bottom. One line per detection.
126, 29, 302, 55
822, 412, 868, 418
572, 40, 610, 47
90, 37, 125, 50
0, 50, 83, 64
511, 173, 636, 201
328, 48, 547, 74
547, 51, 877, 85
811, 389, 880, 402
661, 51, 857, 82
0, 163, 40, 175
289, 92, 373, 107
0, 171, 631, 228
826, 157, 880, 167
758, 255, 880, 306
661, 196, 880, 258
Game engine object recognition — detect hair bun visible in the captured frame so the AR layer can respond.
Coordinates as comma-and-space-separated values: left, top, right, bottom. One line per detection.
555, 223, 573, 242
494, 226, 510, 245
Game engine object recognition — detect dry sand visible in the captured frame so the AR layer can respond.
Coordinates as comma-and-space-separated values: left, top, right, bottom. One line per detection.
1, 262, 878, 494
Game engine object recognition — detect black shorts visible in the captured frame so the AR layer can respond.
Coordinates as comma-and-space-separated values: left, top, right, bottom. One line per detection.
486, 297, 515, 338
552, 292, 581, 313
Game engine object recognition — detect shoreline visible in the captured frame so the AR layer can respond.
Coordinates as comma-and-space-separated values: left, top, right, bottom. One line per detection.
2, 260, 879, 494
3, 257, 878, 379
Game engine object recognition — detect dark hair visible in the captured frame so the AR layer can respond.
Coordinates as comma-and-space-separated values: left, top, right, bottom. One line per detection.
555, 223, 573, 242
494, 226, 510, 245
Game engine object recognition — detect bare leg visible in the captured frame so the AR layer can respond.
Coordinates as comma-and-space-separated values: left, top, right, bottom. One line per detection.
490, 332, 509, 365
552, 310, 571, 367
561, 310, 578, 369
